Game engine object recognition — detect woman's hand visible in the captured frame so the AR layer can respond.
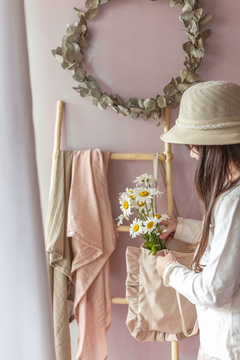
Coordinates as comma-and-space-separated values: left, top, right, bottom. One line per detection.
156, 252, 178, 278
160, 219, 178, 246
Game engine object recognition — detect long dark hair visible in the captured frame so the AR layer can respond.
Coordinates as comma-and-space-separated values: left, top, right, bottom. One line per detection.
187, 144, 240, 272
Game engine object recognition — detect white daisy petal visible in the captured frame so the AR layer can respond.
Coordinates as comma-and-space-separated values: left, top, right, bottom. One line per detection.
129, 219, 144, 238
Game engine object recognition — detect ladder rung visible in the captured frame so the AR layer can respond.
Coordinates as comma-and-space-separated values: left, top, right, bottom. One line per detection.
111, 297, 128, 304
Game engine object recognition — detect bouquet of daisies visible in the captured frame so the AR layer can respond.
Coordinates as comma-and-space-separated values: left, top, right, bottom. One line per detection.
116, 173, 169, 255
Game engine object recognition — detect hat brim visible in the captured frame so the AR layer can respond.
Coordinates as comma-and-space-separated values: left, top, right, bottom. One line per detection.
160, 123, 240, 146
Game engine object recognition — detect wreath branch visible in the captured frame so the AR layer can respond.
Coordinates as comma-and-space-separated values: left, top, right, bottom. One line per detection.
52, 0, 212, 126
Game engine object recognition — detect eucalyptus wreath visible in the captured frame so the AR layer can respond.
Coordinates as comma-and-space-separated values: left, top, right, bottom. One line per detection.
52, 0, 212, 125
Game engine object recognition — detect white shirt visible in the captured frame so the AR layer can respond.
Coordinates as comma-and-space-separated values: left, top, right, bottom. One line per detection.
163, 184, 240, 360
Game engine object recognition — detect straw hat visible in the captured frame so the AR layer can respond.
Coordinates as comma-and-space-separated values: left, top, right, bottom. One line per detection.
161, 81, 240, 145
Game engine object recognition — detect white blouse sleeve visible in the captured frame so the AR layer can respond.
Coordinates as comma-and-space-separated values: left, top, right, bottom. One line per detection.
174, 217, 202, 244
163, 195, 240, 309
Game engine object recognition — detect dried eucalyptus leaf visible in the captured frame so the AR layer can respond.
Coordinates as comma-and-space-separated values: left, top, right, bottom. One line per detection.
183, 41, 194, 55
129, 97, 139, 107
86, 80, 100, 89
193, 8, 203, 20
156, 122, 161, 127
74, 8, 85, 19
52, 49, 57, 56
141, 112, 151, 121
199, 13, 212, 31
85, 0, 99, 9
118, 105, 129, 115
97, 101, 107, 110
90, 89, 102, 99
66, 63, 76, 70
153, 111, 161, 120
74, 51, 83, 63
136, 99, 143, 109
187, 20, 199, 36
182, 3, 192, 13
192, 47, 205, 59
87, 75, 98, 83
130, 108, 142, 114
163, 84, 175, 96
61, 62, 69, 69
144, 99, 156, 111
113, 94, 125, 105
79, 36, 88, 48
168, 77, 178, 88
67, 34, 80, 44
196, 74, 204, 82
55, 54, 64, 63
170, 101, 179, 110
66, 49, 74, 63
102, 95, 113, 106
199, 28, 211, 40
183, 69, 199, 83
79, 82, 89, 89
129, 111, 139, 120
67, 25, 76, 36
79, 89, 89, 97
157, 95, 167, 108
85, 8, 99, 21
175, 92, 182, 104
177, 83, 190, 91
110, 106, 119, 114
176, 76, 181, 84
72, 43, 80, 53
73, 67, 86, 81
170, 0, 182, 7
185, 0, 196, 8
99, 0, 110, 4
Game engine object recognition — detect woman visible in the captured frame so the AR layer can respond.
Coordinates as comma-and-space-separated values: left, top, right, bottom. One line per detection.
156, 81, 240, 360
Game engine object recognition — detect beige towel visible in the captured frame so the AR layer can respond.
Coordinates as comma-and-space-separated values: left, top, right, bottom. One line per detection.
67, 149, 117, 360
45, 150, 74, 360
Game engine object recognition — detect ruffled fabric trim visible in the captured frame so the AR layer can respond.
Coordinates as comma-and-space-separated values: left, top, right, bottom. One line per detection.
125, 247, 198, 342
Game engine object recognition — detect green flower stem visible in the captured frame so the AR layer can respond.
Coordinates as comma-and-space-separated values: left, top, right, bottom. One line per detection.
150, 200, 155, 217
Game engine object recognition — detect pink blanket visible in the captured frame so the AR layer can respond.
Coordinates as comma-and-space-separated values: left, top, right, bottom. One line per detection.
67, 149, 117, 360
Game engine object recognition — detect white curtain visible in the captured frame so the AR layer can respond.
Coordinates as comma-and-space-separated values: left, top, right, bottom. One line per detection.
0, 1, 56, 359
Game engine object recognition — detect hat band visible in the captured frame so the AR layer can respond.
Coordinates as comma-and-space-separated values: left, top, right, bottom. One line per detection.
175, 119, 240, 130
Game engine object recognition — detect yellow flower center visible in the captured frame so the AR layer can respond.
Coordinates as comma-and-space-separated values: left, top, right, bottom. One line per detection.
129, 195, 136, 199
123, 201, 129, 210
147, 222, 154, 229
155, 214, 162, 219
140, 191, 149, 197
137, 201, 145, 207
133, 224, 139, 232
129, 190, 133, 193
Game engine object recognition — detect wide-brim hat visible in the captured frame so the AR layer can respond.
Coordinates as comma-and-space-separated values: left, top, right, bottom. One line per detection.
161, 81, 240, 145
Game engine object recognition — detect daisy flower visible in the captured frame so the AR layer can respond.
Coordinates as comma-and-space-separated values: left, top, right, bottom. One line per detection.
119, 187, 134, 199
133, 173, 157, 187
116, 214, 129, 226
130, 219, 144, 238
148, 187, 163, 197
133, 187, 153, 205
143, 216, 158, 234
154, 214, 170, 223
119, 194, 132, 217
135, 200, 146, 210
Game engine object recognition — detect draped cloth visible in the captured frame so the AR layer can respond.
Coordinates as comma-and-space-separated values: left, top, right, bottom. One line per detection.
45, 150, 74, 360
67, 149, 117, 360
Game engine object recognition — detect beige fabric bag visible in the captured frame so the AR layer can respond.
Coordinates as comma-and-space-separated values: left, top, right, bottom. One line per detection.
125, 247, 198, 342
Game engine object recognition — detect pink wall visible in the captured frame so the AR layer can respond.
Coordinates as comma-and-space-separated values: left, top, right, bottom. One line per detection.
24, 0, 240, 359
